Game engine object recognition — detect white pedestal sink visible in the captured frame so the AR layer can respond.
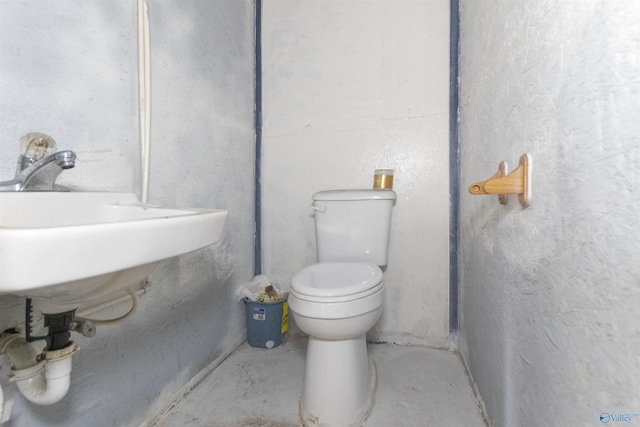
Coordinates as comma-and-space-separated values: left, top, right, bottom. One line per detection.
0, 192, 227, 309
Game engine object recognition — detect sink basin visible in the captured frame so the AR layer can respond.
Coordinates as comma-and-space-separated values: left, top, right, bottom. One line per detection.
0, 192, 227, 308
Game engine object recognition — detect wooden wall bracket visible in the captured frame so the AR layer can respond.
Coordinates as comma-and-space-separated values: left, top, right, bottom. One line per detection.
469, 154, 531, 207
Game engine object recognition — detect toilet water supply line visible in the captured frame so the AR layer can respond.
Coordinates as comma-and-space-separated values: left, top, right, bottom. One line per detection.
0, 333, 78, 407
138, 0, 151, 204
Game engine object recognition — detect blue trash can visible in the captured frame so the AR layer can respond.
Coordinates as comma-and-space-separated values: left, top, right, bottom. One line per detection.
244, 297, 289, 349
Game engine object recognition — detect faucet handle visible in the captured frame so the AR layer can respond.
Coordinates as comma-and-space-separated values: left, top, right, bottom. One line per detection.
17, 132, 58, 173
19, 132, 57, 161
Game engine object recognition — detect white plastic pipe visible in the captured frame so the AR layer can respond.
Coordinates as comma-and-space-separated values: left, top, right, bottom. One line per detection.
14, 357, 72, 406
0, 334, 37, 370
0, 333, 77, 406
138, 0, 151, 203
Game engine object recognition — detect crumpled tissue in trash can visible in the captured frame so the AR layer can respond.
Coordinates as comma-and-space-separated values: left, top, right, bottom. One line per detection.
236, 275, 289, 303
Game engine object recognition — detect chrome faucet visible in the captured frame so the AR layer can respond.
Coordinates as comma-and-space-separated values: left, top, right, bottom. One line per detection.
0, 150, 77, 191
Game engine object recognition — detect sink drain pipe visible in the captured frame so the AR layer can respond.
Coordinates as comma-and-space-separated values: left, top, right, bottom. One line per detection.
0, 332, 78, 406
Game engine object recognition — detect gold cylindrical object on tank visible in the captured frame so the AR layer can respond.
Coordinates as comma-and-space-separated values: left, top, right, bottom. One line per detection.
373, 169, 394, 189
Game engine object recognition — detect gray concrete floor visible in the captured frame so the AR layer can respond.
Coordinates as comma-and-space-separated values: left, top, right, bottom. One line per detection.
152, 335, 486, 426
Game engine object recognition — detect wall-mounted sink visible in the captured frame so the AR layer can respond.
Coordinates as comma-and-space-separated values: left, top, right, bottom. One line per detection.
0, 192, 227, 308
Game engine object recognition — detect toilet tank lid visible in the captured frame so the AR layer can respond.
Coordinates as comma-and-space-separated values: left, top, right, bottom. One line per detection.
313, 189, 397, 201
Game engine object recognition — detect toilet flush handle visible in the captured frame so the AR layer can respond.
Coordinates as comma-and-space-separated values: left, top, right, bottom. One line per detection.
310, 205, 326, 214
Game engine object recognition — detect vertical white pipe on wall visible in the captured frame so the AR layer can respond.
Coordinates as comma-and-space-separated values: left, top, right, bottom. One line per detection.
138, 0, 151, 203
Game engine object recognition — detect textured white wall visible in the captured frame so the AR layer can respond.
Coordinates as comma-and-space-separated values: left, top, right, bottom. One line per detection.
0, 2, 255, 426
458, 1, 640, 426
261, 0, 451, 346
0, 1, 139, 190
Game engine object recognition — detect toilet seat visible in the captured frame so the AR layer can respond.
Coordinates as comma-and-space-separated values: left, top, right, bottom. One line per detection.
291, 262, 383, 303
291, 282, 383, 304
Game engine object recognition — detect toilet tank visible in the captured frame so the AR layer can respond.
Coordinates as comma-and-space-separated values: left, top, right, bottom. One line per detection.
312, 189, 396, 266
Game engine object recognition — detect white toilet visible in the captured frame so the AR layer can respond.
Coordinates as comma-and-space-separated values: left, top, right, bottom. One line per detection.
289, 189, 396, 426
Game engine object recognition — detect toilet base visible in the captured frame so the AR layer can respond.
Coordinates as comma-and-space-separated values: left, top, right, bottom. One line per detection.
299, 334, 377, 427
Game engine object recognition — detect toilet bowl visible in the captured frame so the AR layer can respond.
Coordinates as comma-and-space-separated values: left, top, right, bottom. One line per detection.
290, 262, 385, 426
